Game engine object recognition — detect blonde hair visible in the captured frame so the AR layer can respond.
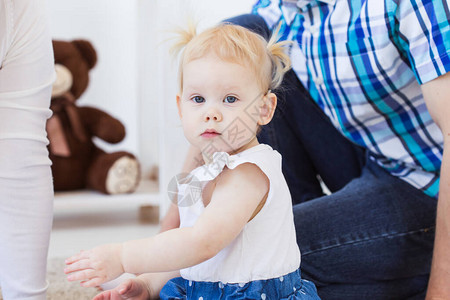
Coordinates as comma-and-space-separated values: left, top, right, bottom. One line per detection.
172, 22, 291, 93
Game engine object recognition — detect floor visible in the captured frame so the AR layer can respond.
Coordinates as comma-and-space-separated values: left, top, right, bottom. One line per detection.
0, 206, 160, 299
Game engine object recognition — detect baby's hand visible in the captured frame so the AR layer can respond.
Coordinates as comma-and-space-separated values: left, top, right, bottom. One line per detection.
92, 278, 150, 300
65, 243, 125, 287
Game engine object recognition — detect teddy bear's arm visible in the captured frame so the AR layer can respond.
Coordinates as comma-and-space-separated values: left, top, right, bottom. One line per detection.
79, 106, 125, 144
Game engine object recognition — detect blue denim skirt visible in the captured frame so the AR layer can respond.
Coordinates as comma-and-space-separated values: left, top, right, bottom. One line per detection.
159, 269, 320, 299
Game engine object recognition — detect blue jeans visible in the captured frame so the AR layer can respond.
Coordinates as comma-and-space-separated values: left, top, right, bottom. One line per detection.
160, 269, 320, 300
226, 14, 437, 299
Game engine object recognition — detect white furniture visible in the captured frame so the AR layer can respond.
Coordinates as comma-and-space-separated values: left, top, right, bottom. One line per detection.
54, 179, 159, 214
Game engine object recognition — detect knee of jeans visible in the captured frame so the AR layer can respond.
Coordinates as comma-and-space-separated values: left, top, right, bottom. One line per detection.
223, 14, 271, 40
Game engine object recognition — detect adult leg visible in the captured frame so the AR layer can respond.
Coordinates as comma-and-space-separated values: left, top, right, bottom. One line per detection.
226, 14, 366, 205
265, 70, 366, 203
0, 0, 54, 299
0, 140, 53, 300
295, 159, 436, 299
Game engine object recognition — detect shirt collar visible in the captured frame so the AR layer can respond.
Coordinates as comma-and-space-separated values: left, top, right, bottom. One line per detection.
281, 0, 336, 25
283, 0, 336, 10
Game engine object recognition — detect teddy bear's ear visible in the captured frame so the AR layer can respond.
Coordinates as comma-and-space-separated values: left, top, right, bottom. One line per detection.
72, 40, 97, 70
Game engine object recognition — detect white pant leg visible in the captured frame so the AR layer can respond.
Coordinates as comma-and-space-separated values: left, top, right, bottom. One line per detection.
0, 140, 54, 300
0, 0, 55, 299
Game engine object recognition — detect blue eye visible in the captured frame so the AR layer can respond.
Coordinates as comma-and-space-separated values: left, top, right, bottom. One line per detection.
191, 96, 205, 103
224, 96, 238, 103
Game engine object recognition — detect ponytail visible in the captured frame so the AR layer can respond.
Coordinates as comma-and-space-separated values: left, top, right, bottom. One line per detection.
266, 23, 292, 90
170, 19, 197, 58
169, 19, 198, 91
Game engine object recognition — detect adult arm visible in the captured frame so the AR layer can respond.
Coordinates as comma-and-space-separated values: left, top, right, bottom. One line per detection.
421, 71, 450, 299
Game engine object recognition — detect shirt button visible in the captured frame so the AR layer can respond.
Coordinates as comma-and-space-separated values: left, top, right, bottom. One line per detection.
309, 24, 319, 34
314, 76, 324, 85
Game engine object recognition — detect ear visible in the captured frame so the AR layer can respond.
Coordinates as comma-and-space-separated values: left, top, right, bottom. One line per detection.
257, 92, 277, 125
176, 94, 183, 119
72, 40, 97, 69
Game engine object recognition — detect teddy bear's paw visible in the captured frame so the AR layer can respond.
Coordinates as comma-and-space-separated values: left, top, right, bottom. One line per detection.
106, 156, 140, 194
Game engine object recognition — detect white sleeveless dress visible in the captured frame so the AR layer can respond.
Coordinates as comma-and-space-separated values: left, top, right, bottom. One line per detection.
159, 144, 320, 299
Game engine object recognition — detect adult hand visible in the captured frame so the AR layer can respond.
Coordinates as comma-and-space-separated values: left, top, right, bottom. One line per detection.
65, 243, 125, 287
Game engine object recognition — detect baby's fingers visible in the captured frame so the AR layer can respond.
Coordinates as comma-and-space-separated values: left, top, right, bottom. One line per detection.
64, 259, 92, 275
92, 290, 124, 300
117, 282, 132, 295
66, 250, 90, 264
92, 291, 111, 300
81, 277, 106, 288
67, 269, 98, 282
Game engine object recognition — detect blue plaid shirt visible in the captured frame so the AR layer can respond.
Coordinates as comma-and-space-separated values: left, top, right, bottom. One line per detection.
253, 0, 450, 198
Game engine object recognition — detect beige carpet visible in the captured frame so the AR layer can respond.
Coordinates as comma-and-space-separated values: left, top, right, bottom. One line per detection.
0, 257, 99, 300
45, 257, 100, 299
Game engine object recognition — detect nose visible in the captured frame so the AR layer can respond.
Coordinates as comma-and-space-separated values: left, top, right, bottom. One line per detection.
204, 108, 222, 122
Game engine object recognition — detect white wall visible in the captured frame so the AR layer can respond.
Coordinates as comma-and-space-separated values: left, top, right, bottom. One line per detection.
48, 0, 256, 213
48, 1, 140, 158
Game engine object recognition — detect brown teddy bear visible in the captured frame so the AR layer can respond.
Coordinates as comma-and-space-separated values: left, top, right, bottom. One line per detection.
47, 39, 140, 194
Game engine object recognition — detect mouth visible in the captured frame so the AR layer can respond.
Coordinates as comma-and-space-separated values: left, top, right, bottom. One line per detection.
201, 129, 221, 138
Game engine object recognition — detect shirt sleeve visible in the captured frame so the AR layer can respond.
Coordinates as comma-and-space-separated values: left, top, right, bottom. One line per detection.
394, 0, 450, 84
252, 0, 283, 29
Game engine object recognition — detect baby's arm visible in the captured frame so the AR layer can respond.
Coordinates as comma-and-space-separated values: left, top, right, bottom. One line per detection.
65, 163, 268, 287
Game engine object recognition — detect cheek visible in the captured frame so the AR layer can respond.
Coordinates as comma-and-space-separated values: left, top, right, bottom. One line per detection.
221, 115, 258, 144
239, 110, 260, 130
180, 114, 200, 138
180, 117, 194, 131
